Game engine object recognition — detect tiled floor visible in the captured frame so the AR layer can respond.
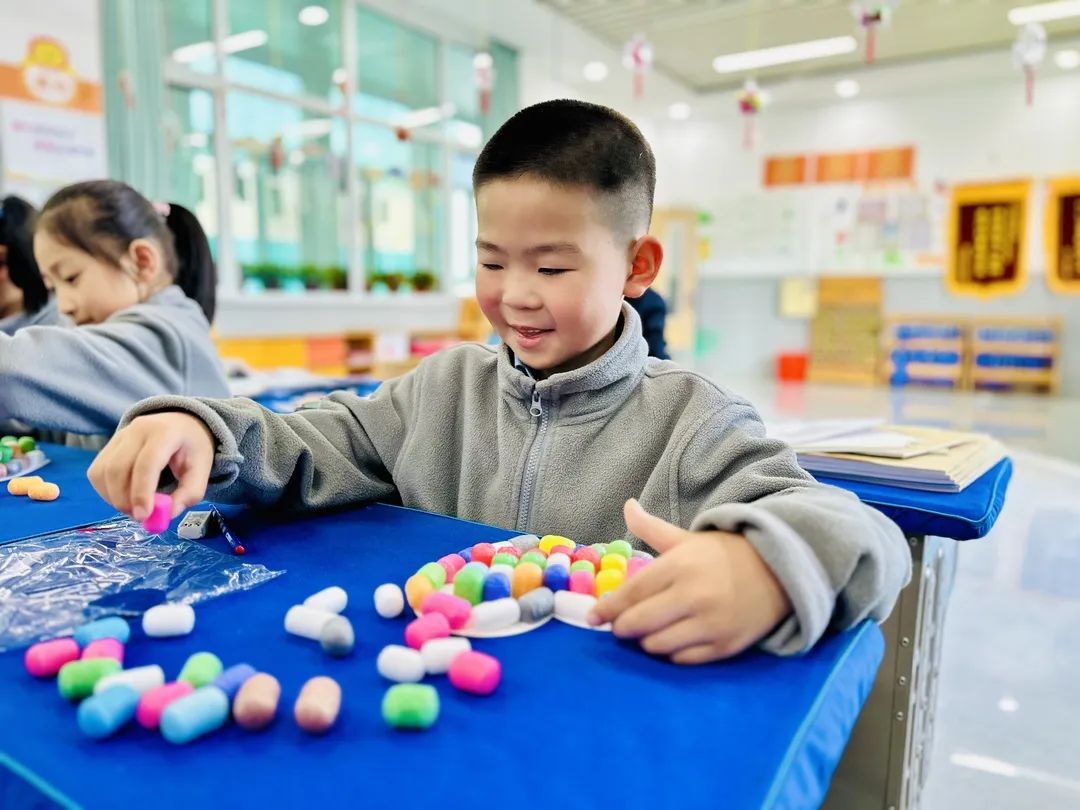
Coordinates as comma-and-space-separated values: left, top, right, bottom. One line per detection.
714, 378, 1080, 809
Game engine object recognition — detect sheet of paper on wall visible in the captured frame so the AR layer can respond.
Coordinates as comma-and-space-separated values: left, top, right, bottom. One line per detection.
779, 277, 818, 318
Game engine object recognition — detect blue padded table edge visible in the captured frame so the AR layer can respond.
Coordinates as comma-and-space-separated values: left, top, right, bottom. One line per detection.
813, 457, 1012, 541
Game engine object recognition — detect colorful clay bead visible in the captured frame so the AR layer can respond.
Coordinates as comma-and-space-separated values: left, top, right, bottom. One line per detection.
142, 603, 196, 637
511, 562, 544, 598
137, 682, 194, 729
546, 552, 571, 570
161, 685, 230, 744
483, 571, 512, 601
542, 565, 570, 592
508, 534, 541, 553
420, 591, 472, 630
570, 560, 596, 574
320, 616, 355, 657
418, 562, 447, 590
285, 605, 335, 641
233, 673, 280, 731
448, 651, 501, 696
382, 684, 439, 730
143, 493, 172, 534
568, 569, 596, 596
178, 652, 223, 688
294, 676, 341, 734
212, 664, 256, 700
81, 638, 124, 664
601, 554, 628, 574
452, 565, 485, 606
520, 551, 547, 569
470, 543, 497, 567
405, 613, 450, 650
491, 552, 518, 568
554, 591, 598, 624
437, 554, 467, 583
73, 617, 130, 647
95, 665, 165, 696
78, 685, 140, 739
572, 547, 602, 569
539, 535, 574, 554
24, 638, 80, 677
596, 569, 625, 598
58, 659, 122, 701
607, 539, 633, 559
28, 482, 60, 501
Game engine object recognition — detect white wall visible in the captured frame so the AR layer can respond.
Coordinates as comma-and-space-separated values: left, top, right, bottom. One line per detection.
650, 49, 1080, 393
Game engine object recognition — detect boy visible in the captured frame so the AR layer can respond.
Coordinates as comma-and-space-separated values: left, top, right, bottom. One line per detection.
88, 100, 910, 663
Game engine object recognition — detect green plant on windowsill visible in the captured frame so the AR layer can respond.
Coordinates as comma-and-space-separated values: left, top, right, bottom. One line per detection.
324, 265, 348, 290
383, 272, 405, 292
279, 265, 305, 293
412, 270, 437, 292
300, 263, 322, 290
366, 271, 388, 292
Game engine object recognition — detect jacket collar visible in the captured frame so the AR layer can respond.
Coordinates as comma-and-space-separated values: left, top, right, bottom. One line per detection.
497, 301, 648, 421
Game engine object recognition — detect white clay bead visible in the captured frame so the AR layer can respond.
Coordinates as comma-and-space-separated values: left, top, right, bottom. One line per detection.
142, 604, 196, 638
467, 598, 521, 631
284, 605, 335, 641
554, 591, 598, 624
303, 586, 348, 614
373, 584, 405, 618
94, 665, 165, 696
420, 637, 472, 675
376, 645, 425, 683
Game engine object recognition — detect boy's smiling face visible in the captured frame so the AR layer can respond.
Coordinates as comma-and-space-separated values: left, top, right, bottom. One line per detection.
475, 176, 658, 378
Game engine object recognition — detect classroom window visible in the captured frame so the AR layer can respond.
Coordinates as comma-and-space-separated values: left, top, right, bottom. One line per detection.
161, 0, 517, 298
164, 86, 219, 254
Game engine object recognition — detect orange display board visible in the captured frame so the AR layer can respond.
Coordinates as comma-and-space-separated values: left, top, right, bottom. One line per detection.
763, 155, 808, 187
946, 181, 1030, 298
1046, 176, 1080, 294
769, 146, 916, 186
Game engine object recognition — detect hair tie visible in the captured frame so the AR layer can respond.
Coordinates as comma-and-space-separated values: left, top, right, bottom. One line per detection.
152, 202, 171, 218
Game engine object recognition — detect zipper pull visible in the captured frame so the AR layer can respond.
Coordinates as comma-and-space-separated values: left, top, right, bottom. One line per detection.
530, 389, 543, 418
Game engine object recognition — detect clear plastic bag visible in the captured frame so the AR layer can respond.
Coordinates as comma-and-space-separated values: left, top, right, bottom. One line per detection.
0, 517, 283, 651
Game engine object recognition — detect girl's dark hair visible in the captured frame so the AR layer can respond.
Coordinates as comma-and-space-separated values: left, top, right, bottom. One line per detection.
37, 180, 216, 322
0, 195, 49, 313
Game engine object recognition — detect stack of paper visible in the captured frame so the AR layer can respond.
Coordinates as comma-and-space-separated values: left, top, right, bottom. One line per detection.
769, 421, 1007, 493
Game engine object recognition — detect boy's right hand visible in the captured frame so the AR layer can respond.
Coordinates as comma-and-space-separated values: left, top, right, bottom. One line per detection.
87, 412, 215, 521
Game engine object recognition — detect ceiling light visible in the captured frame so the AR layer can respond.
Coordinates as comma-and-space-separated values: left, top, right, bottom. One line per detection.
473, 52, 493, 71
583, 61, 609, 81
1054, 48, 1080, 68
668, 102, 692, 120
172, 30, 269, 64
835, 78, 860, 98
1008, 1, 1080, 24
298, 5, 330, 26
712, 36, 857, 73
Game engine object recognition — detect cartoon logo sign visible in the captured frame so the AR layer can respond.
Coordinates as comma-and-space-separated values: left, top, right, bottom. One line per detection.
20, 36, 78, 106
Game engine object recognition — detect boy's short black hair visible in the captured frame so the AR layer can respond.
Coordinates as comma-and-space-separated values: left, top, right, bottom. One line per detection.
473, 99, 656, 238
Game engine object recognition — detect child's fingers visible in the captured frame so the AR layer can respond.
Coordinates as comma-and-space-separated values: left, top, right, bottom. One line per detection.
129, 434, 182, 520
671, 641, 739, 666
624, 499, 687, 555
169, 452, 212, 517
640, 617, 712, 657
609, 586, 691, 640
587, 556, 674, 625
96, 432, 137, 515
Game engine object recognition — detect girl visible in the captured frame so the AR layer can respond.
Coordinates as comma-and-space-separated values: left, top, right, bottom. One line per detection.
0, 195, 68, 334
0, 180, 229, 442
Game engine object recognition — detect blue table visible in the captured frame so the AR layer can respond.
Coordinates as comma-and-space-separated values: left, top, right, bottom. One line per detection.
2, 446, 884, 810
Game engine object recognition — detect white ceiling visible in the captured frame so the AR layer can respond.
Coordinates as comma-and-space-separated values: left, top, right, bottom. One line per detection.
538, 0, 1080, 91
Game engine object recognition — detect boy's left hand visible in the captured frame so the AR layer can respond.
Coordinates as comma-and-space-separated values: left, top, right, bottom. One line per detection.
587, 499, 792, 664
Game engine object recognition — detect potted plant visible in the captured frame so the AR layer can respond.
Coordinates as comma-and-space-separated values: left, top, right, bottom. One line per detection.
383, 272, 405, 292
325, 265, 348, 291
412, 270, 437, 292
300, 263, 321, 290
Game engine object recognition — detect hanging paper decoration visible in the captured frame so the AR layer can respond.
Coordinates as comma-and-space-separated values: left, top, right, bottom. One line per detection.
473, 51, 494, 115
269, 136, 285, 173
622, 34, 653, 99
850, 1, 898, 64
737, 80, 765, 151
1012, 22, 1047, 108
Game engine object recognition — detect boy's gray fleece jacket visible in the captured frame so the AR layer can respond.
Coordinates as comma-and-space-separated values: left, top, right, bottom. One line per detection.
123, 302, 910, 655
0, 285, 229, 437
